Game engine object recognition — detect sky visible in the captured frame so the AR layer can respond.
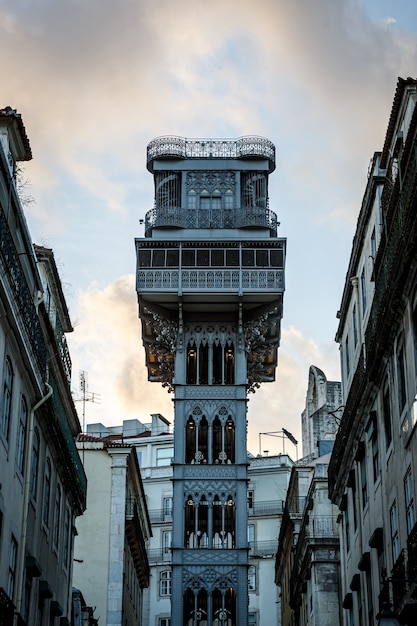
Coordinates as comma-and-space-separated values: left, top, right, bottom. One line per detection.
1, 0, 417, 457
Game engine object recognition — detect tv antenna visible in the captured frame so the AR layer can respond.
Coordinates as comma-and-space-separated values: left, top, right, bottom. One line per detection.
75, 370, 101, 433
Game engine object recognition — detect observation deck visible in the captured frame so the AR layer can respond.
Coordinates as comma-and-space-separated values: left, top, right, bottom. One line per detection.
144, 205, 278, 237
147, 135, 276, 173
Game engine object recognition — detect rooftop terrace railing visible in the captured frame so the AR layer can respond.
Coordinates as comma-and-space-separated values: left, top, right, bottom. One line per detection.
147, 136, 276, 171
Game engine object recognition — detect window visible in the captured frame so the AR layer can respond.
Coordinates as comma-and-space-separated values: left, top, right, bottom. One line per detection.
30, 428, 40, 500
345, 508, 350, 553
159, 619, 171, 626
390, 500, 400, 563
360, 457, 368, 508
163, 497, 173, 520
361, 266, 367, 314
248, 565, 256, 591
345, 335, 350, 376
248, 615, 257, 626
383, 382, 392, 449
43, 458, 51, 527
63, 507, 71, 567
16, 395, 28, 474
370, 227, 377, 261
371, 426, 380, 483
53, 483, 62, 548
352, 304, 358, 348
248, 490, 254, 512
351, 473, 358, 531
404, 467, 416, 535
162, 531, 172, 557
1, 356, 14, 440
7, 535, 18, 600
248, 524, 255, 549
156, 448, 173, 467
396, 344, 407, 414
159, 570, 172, 596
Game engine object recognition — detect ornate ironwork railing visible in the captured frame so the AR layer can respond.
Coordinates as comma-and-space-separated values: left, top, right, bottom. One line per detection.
137, 269, 284, 292
249, 540, 278, 556
304, 515, 339, 538
49, 371, 87, 507
147, 136, 276, 169
147, 547, 172, 564
53, 315, 72, 384
144, 206, 278, 235
407, 521, 417, 581
0, 587, 15, 625
0, 208, 47, 377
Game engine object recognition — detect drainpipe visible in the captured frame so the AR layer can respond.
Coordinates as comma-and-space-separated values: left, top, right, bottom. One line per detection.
15, 382, 53, 622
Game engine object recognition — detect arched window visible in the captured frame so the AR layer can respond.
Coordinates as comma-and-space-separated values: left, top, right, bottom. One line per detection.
224, 417, 235, 464
186, 418, 197, 464
224, 345, 234, 384
185, 495, 195, 548
213, 343, 222, 384
213, 414, 235, 464
187, 343, 197, 384
1, 356, 14, 440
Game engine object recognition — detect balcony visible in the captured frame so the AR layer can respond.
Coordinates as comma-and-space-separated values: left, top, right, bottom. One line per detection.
0, 207, 47, 377
125, 497, 150, 587
48, 370, 87, 513
248, 500, 284, 517
147, 136, 276, 172
137, 268, 284, 294
144, 206, 278, 236
249, 540, 278, 557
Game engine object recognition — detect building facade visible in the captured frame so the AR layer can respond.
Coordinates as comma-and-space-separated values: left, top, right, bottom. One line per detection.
73, 436, 151, 626
135, 136, 285, 625
276, 366, 341, 626
0, 108, 86, 625
87, 418, 294, 626
329, 77, 417, 625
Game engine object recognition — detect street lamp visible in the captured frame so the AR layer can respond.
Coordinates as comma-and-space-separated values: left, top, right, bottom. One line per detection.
376, 603, 402, 626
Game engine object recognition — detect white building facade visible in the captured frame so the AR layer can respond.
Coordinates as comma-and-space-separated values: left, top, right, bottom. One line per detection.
0, 108, 86, 625
87, 419, 294, 626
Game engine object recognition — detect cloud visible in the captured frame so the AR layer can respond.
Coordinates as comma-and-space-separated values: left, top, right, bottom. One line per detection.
67, 275, 174, 429
246, 326, 340, 456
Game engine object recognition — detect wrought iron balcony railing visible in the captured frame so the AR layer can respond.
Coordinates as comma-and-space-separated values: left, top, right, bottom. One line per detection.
0, 207, 47, 377
147, 136, 276, 171
248, 500, 284, 517
249, 540, 278, 557
137, 268, 284, 293
144, 206, 278, 235
49, 371, 87, 509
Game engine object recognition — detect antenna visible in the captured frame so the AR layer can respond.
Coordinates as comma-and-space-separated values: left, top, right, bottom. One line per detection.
75, 370, 101, 433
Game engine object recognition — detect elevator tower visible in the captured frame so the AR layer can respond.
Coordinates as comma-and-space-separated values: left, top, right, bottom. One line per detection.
136, 136, 285, 626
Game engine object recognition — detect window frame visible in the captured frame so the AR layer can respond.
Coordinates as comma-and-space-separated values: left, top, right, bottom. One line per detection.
16, 394, 28, 475
1, 356, 14, 441
159, 569, 172, 597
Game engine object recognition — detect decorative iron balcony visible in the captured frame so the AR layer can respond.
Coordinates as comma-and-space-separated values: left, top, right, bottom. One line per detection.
144, 206, 278, 236
0, 207, 47, 377
147, 548, 172, 564
249, 540, 278, 557
248, 500, 284, 517
137, 268, 284, 293
147, 136, 276, 172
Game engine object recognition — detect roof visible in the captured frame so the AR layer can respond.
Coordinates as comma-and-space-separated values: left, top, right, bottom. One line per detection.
0, 106, 32, 161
